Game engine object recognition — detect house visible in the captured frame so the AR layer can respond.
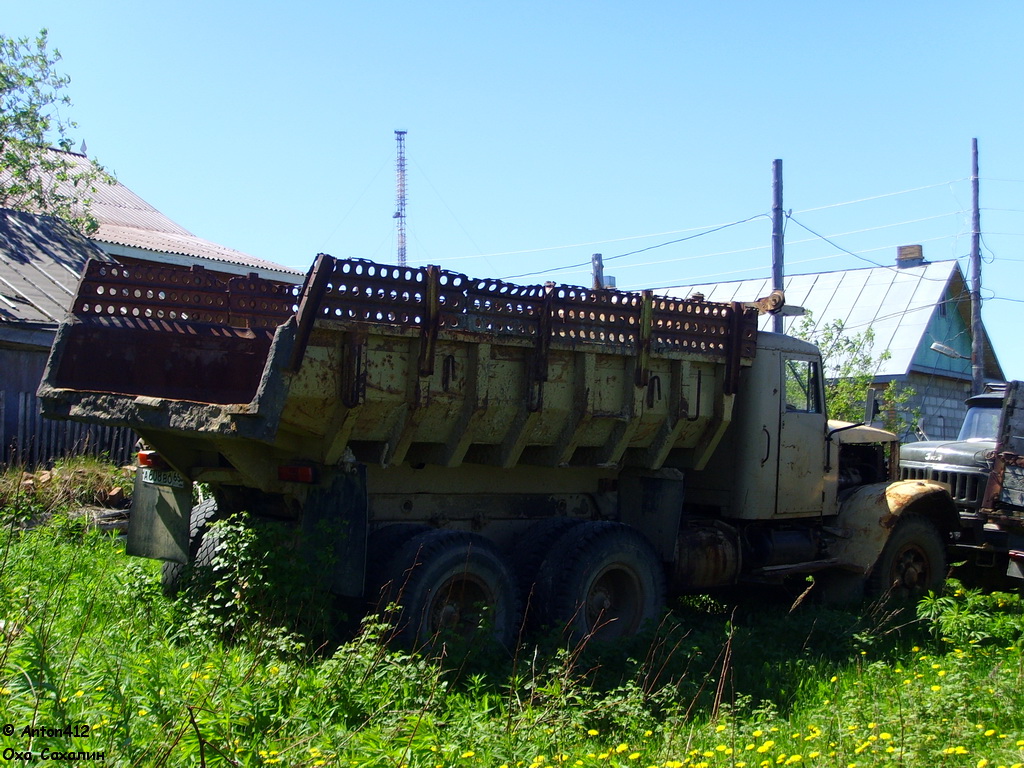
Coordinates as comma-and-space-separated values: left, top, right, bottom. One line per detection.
0, 151, 303, 466
48, 149, 305, 284
661, 246, 1004, 442
0, 207, 135, 464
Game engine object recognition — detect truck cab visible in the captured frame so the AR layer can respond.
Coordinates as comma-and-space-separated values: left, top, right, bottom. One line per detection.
900, 387, 1004, 517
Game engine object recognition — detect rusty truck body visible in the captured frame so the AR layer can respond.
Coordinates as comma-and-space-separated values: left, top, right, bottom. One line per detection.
38, 254, 957, 646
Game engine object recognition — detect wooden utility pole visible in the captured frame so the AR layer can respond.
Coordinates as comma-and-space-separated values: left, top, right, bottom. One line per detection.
971, 138, 984, 395
772, 159, 784, 333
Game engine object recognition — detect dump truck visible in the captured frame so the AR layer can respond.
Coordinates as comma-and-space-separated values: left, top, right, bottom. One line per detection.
901, 381, 1024, 588
37, 254, 957, 647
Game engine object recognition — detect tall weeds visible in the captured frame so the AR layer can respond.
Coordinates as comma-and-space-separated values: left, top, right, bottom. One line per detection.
1, 462, 1023, 766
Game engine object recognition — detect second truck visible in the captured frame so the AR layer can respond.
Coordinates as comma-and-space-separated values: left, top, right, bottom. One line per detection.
38, 254, 957, 647
901, 381, 1024, 590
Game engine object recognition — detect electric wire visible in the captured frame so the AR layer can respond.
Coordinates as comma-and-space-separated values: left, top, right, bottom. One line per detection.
498, 213, 769, 281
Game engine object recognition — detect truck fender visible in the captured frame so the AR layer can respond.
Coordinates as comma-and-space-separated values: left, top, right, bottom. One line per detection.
829, 479, 957, 573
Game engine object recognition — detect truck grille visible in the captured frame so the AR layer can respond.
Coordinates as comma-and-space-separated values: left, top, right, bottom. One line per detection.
900, 465, 986, 512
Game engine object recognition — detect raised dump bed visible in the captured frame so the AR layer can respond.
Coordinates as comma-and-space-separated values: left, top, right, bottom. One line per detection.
41, 253, 758, 474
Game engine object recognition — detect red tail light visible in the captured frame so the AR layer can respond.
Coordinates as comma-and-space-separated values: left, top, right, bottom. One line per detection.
278, 465, 317, 484
137, 450, 167, 469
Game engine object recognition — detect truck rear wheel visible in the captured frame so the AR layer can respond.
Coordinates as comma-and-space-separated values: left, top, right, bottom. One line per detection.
512, 516, 583, 624
867, 515, 946, 601
160, 497, 222, 595
375, 529, 520, 651
533, 521, 666, 643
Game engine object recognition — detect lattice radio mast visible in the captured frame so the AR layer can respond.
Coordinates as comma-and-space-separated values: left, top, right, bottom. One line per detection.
394, 130, 408, 267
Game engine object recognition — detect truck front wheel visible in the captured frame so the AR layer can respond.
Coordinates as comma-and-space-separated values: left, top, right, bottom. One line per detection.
375, 529, 520, 651
867, 516, 946, 601
533, 521, 666, 644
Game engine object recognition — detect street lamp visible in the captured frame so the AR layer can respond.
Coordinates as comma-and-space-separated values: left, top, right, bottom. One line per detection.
930, 341, 970, 360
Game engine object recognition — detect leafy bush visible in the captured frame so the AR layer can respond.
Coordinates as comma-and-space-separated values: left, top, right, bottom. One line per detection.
918, 577, 1024, 646
173, 514, 342, 655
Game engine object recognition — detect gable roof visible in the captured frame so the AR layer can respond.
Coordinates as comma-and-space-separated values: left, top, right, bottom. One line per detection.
0, 207, 110, 329
36, 150, 303, 280
662, 260, 1003, 380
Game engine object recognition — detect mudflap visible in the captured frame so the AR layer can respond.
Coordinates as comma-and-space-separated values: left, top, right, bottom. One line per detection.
301, 463, 368, 598
126, 470, 193, 563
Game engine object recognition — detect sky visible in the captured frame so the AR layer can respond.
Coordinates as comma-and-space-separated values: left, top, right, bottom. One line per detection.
6, 1, 1024, 378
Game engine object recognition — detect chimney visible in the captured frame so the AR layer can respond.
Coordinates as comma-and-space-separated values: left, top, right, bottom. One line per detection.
896, 244, 925, 268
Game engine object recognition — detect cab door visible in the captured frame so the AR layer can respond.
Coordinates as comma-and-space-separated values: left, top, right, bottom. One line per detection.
776, 355, 827, 516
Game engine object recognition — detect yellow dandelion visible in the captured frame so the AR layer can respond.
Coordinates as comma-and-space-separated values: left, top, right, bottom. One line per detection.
616, 744, 628, 753
716, 724, 727, 732
461, 750, 475, 758
985, 729, 996, 737
587, 729, 599, 736
931, 685, 942, 691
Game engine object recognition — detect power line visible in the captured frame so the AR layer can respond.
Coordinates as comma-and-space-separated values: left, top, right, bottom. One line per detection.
499, 213, 769, 281
792, 179, 968, 214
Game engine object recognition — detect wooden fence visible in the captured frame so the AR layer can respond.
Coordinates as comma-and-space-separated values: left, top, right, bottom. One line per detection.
1, 390, 136, 469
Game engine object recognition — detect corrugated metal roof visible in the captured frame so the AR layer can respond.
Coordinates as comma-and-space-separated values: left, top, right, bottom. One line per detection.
97, 224, 297, 273
0, 207, 110, 327
45, 150, 303, 277
662, 261, 968, 378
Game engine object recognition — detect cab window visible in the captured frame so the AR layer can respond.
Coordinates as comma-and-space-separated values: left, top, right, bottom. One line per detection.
784, 358, 822, 413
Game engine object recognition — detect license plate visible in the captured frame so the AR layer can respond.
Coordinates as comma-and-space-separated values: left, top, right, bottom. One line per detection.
140, 468, 187, 488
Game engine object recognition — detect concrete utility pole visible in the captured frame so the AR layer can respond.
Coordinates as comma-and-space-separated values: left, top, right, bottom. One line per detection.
771, 159, 785, 333
970, 138, 984, 395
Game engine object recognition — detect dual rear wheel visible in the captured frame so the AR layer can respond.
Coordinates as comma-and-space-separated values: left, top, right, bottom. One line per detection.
368, 519, 667, 649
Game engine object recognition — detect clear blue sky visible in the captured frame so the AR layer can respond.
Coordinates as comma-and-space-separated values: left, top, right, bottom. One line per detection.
8, 1, 1024, 378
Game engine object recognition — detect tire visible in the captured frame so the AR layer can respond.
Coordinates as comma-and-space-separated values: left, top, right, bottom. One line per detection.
867, 516, 946, 601
533, 521, 666, 644
365, 523, 431, 610
160, 497, 223, 596
376, 529, 520, 651
511, 517, 583, 625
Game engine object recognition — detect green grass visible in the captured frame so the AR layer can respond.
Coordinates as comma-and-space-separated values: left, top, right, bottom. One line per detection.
1, 469, 1024, 767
